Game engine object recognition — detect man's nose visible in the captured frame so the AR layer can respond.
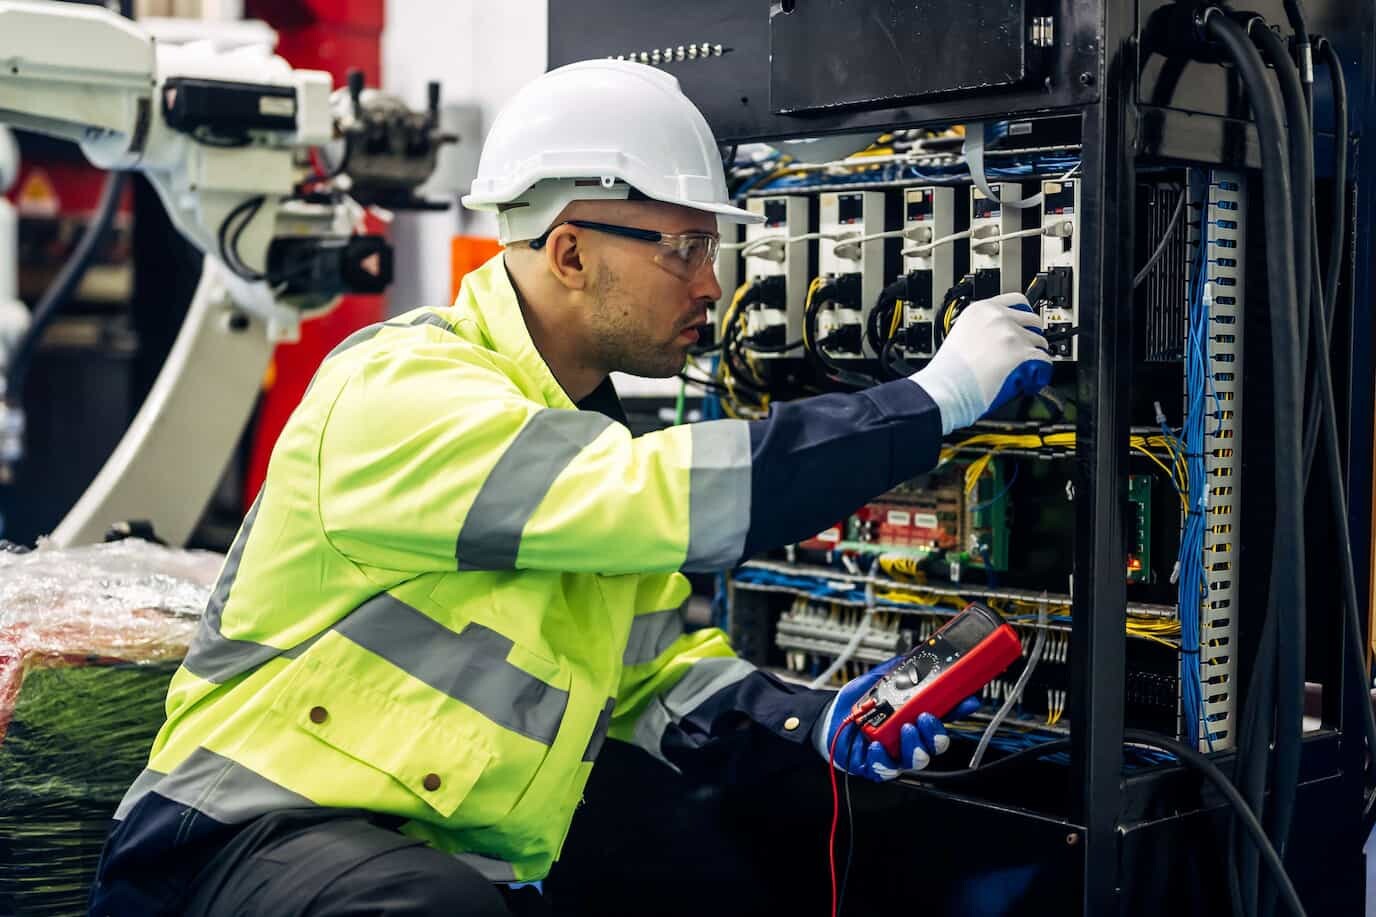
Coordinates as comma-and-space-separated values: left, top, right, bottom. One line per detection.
692, 260, 723, 302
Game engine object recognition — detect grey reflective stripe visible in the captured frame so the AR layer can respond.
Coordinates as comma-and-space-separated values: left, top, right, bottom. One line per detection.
456, 410, 614, 570
629, 656, 755, 763
456, 853, 519, 882
113, 766, 167, 821
112, 747, 312, 827
335, 593, 568, 745
583, 697, 616, 762
683, 420, 752, 572
658, 656, 756, 719
182, 490, 280, 684
630, 697, 677, 770
622, 608, 685, 668
322, 311, 454, 363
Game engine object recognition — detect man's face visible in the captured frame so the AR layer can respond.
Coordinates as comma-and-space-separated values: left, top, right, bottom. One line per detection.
579, 202, 724, 378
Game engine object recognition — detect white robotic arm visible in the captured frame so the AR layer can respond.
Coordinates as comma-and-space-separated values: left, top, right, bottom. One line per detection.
0, 0, 335, 313
0, 1, 454, 545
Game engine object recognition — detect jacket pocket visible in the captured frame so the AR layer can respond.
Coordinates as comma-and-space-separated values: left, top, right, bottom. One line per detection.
273, 656, 492, 819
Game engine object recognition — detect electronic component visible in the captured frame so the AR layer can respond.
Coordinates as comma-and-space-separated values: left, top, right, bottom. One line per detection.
741, 195, 813, 356
853, 602, 1022, 757
797, 462, 1009, 574
969, 182, 1025, 297
1039, 177, 1079, 360
898, 186, 955, 359
1139, 182, 1190, 362
817, 190, 899, 358
1127, 474, 1152, 583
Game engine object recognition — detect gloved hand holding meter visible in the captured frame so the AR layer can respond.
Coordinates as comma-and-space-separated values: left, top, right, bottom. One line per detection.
814, 602, 1024, 781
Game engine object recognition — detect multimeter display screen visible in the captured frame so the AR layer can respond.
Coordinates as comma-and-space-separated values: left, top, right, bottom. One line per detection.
940, 609, 998, 652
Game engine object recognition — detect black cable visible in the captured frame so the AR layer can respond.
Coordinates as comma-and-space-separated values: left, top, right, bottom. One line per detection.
217, 195, 268, 281
837, 770, 855, 916
1249, 30, 1309, 916
676, 372, 731, 394
4, 170, 129, 411
1132, 186, 1187, 288
1301, 38, 1347, 479
1299, 135, 1376, 823
1124, 732, 1307, 917
742, 338, 803, 354
1318, 39, 1347, 338
1203, 14, 1305, 917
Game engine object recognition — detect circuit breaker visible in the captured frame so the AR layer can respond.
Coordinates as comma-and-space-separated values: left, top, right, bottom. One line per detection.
741, 195, 813, 357
817, 190, 898, 358
898, 186, 955, 360
1039, 177, 1079, 361
969, 183, 1025, 298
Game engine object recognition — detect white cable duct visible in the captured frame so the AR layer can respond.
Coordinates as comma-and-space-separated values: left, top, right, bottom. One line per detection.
970, 598, 1050, 767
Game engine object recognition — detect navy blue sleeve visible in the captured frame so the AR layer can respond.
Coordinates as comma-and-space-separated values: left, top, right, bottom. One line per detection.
660, 669, 833, 785
741, 380, 945, 558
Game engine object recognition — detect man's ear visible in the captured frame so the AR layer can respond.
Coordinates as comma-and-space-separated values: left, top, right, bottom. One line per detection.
546, 225, 589, 292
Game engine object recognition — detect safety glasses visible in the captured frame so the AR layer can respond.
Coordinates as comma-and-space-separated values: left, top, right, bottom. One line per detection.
529, 219, 720, 280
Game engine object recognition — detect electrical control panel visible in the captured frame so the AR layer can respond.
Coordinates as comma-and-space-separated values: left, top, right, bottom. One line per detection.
1039, 177, 1079, 360
711, 214, 740, 352
741, 195, 813, 357
899, 186, 955, 360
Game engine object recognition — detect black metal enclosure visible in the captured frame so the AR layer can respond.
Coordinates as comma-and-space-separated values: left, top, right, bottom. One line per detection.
551, 2, 1375, 914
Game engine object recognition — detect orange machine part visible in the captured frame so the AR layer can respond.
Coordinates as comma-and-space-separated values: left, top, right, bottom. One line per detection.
451, 236, 503, 303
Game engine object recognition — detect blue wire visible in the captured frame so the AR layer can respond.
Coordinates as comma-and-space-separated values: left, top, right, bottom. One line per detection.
969, 464, 1020, 514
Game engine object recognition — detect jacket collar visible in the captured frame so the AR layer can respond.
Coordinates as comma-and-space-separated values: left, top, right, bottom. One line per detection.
453, 252, 577, 410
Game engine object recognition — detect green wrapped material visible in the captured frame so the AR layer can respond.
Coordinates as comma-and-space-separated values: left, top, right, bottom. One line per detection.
0, 663, 179, 915
0, 542, 217, 916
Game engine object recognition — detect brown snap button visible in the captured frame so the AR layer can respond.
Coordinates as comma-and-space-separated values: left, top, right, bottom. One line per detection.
309, 706, 328, 724
423, 773, 442, 792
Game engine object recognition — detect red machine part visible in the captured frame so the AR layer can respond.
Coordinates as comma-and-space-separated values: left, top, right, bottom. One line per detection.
241, 0, 386, 511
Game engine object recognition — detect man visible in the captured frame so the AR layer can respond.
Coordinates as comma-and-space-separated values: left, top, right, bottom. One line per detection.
90, 60, 1050, 916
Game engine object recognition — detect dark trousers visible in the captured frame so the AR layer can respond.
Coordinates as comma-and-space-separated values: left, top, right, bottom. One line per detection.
178, 741, 822, 917
182, 811, 547, 917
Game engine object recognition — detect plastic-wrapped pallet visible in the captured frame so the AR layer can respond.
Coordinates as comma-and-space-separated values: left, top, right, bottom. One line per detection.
0, 540, 219, 916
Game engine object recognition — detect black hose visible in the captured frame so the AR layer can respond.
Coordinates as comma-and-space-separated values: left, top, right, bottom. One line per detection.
3, 170, 130, 412
1204, 13, 1304, 917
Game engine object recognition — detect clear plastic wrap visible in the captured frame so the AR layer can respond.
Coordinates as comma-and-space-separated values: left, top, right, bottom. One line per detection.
0, 540, 219, 916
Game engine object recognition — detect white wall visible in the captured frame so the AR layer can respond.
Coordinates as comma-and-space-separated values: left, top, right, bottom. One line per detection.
382, 0, 548, 314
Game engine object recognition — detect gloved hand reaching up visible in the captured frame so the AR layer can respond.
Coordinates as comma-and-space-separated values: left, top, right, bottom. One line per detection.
813, 656, 981, 781
909, 292, 1053, 435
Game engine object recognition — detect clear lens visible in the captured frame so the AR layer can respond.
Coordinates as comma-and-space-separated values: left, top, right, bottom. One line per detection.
654, 234, 719, 279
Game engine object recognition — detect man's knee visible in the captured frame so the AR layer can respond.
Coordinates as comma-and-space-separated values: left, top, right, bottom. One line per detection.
311, 843, 512, 916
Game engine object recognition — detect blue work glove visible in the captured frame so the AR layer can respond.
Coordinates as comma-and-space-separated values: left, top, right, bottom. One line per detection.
909, 293, 1053, 435
813, 657, 982, 782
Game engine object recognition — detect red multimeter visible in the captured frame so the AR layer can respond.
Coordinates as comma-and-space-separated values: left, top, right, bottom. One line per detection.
853, 602, 1023, 757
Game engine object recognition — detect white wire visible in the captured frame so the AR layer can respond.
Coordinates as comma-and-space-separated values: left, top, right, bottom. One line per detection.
900, 228, 972, 258
969, 598, 1049, 767
808, 607, 875, 690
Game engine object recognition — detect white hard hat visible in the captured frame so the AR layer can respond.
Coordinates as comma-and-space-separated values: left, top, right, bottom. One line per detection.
462, 59, 762, 244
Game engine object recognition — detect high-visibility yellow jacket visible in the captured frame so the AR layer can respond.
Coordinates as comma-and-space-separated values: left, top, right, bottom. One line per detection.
92, 252, 944, 914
